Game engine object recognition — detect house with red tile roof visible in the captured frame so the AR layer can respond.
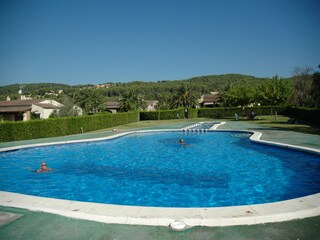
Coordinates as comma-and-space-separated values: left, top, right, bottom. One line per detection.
199, 92, 221, 107
0, 99, 62, 121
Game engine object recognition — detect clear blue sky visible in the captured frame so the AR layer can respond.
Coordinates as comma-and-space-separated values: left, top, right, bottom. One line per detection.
0, 0, 319, 86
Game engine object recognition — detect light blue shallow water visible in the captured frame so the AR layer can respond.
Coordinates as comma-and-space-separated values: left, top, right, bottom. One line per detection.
0, 131, 319, 207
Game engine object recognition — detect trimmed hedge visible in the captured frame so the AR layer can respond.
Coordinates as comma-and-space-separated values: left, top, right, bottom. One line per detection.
140, 108, 199, 120
0, 112, 138, 142
141, 106, 288, 120
283, 107, 320, 125
198, 106, 288, 119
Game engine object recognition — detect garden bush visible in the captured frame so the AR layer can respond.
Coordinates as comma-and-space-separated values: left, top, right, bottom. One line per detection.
283, 107, 320, 125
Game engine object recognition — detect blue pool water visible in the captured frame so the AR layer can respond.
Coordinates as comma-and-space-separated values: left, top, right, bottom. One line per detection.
0, 131, 319, 207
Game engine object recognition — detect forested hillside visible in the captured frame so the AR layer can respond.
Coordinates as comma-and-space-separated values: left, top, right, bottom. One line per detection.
1, 68, 319, 116
0, 83, 71, 100
0, 74, 267, 101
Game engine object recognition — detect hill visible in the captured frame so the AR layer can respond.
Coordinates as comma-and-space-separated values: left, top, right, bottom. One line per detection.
0, 74, 269, 101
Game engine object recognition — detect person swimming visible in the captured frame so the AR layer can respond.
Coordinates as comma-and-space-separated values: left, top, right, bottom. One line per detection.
36, 162, 53, 173
180, 139, 185, 144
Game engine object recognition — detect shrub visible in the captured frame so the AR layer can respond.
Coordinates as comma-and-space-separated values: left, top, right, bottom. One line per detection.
283, 107, 320, 125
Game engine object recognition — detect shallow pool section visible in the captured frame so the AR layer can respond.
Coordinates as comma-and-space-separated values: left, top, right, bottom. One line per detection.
0, 131, 319, 207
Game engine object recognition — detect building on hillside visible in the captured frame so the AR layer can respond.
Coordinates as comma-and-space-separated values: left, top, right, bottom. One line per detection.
199, 92, 221, 108
0, 99, 62, 121
94, 83, 114, 89
105, 100, 158, 113
106, 101, 121, 113
145, 100, 158, 111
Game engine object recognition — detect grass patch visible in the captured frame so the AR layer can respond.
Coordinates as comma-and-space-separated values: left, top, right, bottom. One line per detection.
246, 115, 320, 135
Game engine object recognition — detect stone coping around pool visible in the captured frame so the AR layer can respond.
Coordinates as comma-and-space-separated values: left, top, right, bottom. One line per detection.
0, 126, 320, 227
0, 191, 319, 227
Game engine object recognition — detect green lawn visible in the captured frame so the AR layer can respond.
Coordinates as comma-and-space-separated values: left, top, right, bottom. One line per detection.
246, 115, 320, 135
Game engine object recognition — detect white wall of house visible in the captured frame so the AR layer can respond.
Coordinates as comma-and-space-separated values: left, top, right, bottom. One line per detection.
31, 100, 62, 119
146, 101, 158, 111
31, 104, 55, 119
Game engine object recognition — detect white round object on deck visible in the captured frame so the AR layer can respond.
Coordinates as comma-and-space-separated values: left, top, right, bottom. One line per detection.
169, 220, 187, 231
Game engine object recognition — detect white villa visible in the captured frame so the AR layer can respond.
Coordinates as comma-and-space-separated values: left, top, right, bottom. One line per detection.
0, 98, 62, 121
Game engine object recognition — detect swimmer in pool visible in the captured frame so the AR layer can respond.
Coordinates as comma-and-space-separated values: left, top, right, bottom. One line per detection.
179, 139, 190, 146
179, 138, 189, 146
36, 162, 52, 173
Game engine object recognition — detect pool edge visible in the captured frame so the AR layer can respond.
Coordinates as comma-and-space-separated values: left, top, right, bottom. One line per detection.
0, 191, 319, 227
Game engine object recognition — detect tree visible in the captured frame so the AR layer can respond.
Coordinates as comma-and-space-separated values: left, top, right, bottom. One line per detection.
152, 87, 170, 110
169, 83, 199, 109
75, 89, 105, 114
311, 65, 320, 108
258, 76, 291, 119
223, 82, 257, 108
290, 66, 313, 107
119, 90, 146, 112
50, 94, 82, 118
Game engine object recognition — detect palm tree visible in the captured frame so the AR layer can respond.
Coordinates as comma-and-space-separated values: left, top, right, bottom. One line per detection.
75, 89, 105, 114
170, 83, 198, 109
119, 90, 146, 112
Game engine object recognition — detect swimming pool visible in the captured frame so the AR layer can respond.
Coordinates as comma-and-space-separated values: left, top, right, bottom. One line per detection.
0, 131, 319, 208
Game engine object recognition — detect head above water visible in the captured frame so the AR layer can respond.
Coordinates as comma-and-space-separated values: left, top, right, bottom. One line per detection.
180, 139, 184, 144
41, 162, 47, 169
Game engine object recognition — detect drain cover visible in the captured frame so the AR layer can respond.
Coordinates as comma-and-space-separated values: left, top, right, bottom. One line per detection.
169, 220, 187, 231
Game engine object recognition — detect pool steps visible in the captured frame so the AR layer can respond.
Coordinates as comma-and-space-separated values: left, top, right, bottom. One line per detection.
181, 122, 222, 132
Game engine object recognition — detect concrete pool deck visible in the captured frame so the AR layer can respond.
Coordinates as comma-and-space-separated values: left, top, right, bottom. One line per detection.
1, 121, 320, 239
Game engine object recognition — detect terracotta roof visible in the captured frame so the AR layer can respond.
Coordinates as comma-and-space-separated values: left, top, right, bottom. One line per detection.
0, 99, 43, 107
0, 106, 31, 113
106, 102, 120, 109
0, 99, 59, 112
202, 94, 220, 102
146, 100, 158, 105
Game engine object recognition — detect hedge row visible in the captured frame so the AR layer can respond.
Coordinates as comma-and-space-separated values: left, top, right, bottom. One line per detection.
140, 106, 288, 120
283, 107, 320, 125
198, 106, 288, 118
0, 112, 138, 142
140, 108, 198, 120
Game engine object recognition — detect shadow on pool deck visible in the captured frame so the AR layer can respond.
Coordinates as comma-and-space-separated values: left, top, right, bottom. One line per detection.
1, 121, 320, 239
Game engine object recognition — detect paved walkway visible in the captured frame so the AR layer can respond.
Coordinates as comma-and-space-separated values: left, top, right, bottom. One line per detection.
0, 206, 319, 240
218, 121, 320, 150
1, 121, 320, 239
